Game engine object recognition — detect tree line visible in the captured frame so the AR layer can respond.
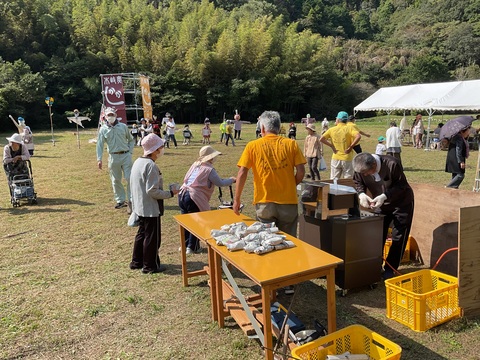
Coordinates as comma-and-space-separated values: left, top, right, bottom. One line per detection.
1, 0, 479, 129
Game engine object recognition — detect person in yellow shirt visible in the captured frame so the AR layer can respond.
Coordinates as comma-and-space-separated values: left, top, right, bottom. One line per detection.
347, 115, 371, 153
320, 111, 361, 180
233, 111, 306, 237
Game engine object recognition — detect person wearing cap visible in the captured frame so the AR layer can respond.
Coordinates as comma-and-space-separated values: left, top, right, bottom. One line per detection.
304, 123, 323, 180
178, 146, 237, 254
376, 136, 387, 155
352, 152, 414, 279
233, 111, 306, 236
129, 134, 179, 273
347, 115, 371, 153
320, 111, 361, 180
96, 107, 135, 212
3, 133, 30, 177
385, 121, 402, 163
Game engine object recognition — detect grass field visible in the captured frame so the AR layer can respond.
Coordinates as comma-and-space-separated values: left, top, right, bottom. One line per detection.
1, 118, 479, 360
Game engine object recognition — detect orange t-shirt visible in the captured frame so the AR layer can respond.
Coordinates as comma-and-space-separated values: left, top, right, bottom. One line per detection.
237, 134, 306, 204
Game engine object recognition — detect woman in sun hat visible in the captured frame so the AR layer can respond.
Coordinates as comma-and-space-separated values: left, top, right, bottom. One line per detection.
129, 133, 179, 274
178, 145, 237, 254
3, 133, 30, 177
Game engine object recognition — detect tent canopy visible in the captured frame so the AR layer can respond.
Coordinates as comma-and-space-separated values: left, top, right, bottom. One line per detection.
354, 80, 480, 113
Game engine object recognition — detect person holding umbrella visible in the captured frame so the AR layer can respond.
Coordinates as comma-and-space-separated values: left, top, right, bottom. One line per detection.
439, 116, 475, 189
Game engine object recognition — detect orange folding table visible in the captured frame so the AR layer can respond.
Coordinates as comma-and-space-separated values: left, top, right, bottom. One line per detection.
173, 209, 343, 360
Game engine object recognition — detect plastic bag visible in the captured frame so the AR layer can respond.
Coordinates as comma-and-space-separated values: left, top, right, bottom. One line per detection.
319, 157, 327, 171
127, 212, 139, 227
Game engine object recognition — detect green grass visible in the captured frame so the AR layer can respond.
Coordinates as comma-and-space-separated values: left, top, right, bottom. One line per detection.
0, 120, 479, 359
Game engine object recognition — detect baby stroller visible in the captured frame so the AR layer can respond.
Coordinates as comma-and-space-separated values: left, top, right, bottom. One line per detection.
218, 185, 244, 212
4, 159, 37, 207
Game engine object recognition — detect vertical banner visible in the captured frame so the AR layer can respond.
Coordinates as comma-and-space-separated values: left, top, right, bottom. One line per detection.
140, 75, 152, 120
101, 74, 127, 123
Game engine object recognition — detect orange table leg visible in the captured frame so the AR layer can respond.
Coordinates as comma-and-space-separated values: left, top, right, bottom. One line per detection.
179, 224, 188, 287
326, 267, 337, 333
207, 244, 218, 322
261, 287, 274, 360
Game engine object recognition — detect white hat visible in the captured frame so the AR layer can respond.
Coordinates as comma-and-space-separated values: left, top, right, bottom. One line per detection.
6, 133, 23, 144
141, 134, 165, 156
305, 123, 316, 132
105, 107, 116, 116
198, 146, 221, 163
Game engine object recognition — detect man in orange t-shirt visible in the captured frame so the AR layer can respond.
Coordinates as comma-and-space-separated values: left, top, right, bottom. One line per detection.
233, 111, 306, 237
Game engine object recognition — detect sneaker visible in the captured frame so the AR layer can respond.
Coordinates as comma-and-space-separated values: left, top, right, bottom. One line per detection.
194, 246, 203, 254
115, 202, 127, 209
186, 248, 194, 255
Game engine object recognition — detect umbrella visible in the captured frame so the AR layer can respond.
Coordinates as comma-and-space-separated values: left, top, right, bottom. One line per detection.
439, 116, 474, 140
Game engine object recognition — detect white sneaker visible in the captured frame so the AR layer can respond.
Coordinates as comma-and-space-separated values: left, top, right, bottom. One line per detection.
186, 248, 194, 255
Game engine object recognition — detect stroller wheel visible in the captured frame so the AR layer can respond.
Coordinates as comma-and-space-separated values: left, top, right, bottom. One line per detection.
31, 198, 37, 205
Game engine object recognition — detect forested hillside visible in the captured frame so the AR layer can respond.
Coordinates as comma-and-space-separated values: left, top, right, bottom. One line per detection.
1, 0, 479, 127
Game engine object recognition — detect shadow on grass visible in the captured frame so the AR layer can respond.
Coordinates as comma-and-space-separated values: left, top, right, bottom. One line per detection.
0, 197, 94, 213
34, 197, 95, 206
403, 167, 444, 172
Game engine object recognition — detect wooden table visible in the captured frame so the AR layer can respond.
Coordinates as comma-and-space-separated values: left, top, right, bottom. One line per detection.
174, 209, 343, 360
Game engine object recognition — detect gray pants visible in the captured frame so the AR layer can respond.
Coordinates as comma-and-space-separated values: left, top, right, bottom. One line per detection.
255, 203, 298, 237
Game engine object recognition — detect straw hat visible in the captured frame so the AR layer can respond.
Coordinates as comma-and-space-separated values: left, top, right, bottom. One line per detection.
142, 134, 165, 156
198, 146, 221, 163
6, 133, 23, 144
305, 123, 316, 132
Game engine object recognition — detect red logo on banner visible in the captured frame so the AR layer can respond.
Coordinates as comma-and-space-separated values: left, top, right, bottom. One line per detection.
101, 74, 127, 124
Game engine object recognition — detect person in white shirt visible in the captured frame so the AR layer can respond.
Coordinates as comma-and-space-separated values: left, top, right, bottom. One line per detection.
386, 121, 403, 164
321, 117, 329, 134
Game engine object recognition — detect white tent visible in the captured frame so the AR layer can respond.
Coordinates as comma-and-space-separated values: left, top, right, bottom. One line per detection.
354, 80, 480, 112
354, 79, 480, 148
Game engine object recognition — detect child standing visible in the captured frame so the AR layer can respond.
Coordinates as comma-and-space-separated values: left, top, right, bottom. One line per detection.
183, 125, 193, 145
288, 122, 297, 140
225, 120, 235, 146
376, 136, 387, 155
304, 124, 323, 180
202, 122, 212, 144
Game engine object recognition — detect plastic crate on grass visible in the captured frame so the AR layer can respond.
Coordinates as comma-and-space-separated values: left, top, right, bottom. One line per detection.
291, 324, 401, 360
385, 269, 460, 332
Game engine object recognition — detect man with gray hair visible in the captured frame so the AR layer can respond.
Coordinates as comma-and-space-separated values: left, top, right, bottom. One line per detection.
320, 111, 361, 179
352, 152, 414, 279
233, 111, 306, 237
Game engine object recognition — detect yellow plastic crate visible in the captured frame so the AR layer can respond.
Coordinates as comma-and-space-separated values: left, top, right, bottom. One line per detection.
291, 325, 402, 360
385, 269, 460, 332
383, 237, 410, 264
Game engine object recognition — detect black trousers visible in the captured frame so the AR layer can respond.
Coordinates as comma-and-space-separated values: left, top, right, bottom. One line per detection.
381, 200, 414, 272
131, 216, 161, 272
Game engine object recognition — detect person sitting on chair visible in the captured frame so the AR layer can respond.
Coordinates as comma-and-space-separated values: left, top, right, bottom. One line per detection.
3, 133, 30, 178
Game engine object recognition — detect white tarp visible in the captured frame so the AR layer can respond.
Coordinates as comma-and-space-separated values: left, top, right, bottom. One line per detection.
354, 79, 480, 113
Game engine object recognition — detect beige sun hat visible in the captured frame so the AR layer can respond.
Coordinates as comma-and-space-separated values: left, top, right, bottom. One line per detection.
6, 133, 23, 144
305, 123, 316, 132
198, 145, 221, 163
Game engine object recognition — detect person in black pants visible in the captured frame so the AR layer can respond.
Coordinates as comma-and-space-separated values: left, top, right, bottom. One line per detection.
445, 126, 470, 189
353, 152, 414, 279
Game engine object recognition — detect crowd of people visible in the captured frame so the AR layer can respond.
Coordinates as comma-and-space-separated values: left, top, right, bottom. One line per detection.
4, 108, 477, 279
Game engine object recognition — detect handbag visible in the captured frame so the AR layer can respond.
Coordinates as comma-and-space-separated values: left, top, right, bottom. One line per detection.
319, 157, 327, 171
127, 212, 139, 227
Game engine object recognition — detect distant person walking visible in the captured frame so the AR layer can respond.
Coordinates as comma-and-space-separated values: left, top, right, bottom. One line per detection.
386, 121, 402, 163
96, 107, 134, 213
445, 126, 471, 189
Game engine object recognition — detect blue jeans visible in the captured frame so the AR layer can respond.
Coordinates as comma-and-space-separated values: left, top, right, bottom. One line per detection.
178, 190, 201, 251
446, 173, 465, 188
